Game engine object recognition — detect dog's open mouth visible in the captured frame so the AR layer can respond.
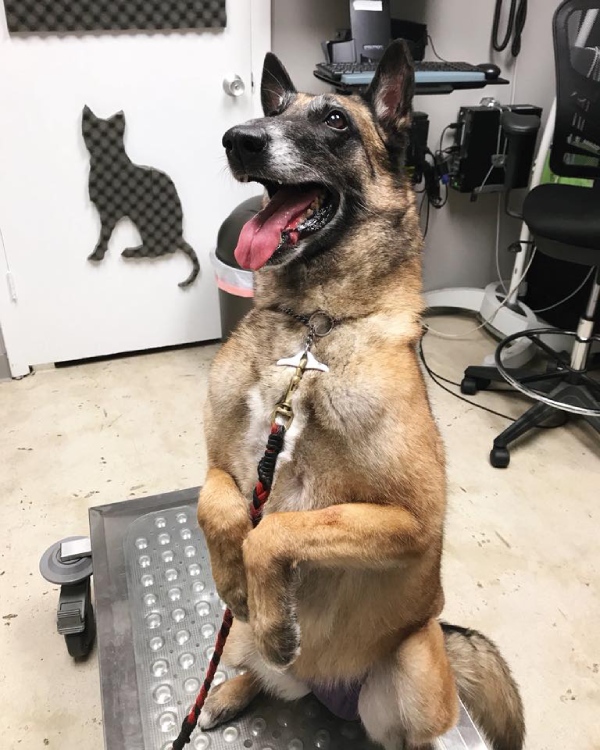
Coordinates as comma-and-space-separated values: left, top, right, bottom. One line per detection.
234, 182, 337, 271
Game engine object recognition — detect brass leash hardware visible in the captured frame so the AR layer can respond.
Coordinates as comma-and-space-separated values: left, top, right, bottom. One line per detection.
272, 351, 309, 429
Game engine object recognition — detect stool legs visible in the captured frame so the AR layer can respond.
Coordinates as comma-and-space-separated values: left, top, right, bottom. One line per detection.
571, 268, 600, 371
490, 378, 600, 467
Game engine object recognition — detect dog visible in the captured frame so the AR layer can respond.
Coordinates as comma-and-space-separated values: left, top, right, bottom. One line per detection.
196, 42, 525, 750
82, 105, 199, 287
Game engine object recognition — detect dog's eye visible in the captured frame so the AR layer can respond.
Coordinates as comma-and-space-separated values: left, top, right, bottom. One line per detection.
324, 111, 348, 130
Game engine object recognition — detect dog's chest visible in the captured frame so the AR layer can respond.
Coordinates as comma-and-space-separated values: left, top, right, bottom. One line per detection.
244, 367, 311, 465
240, 359, 324, 511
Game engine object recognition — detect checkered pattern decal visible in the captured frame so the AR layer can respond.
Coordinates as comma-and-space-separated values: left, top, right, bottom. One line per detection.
4, 0, 226, 33
82, 106, 199, 287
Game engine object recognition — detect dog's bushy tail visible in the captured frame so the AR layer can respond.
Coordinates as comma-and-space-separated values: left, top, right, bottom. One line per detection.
179, 241, 200, 288
442, 622, 525, 750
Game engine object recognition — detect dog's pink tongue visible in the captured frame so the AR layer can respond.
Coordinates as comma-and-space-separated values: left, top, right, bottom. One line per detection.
235, 186, 320, 270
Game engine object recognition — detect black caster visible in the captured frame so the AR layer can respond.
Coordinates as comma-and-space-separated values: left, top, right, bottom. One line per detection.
66, 628, 95, 659
39, 537, 95, 659
490, 446, 510, 468
460, 377, 490, 395
64, 584, 96, 659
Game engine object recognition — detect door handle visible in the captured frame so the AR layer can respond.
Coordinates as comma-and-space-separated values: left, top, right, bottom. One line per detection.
223, 74, 246, 97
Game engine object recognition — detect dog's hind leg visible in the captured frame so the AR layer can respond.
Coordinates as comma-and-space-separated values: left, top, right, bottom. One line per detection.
358, 619, 458, 750
199, 671, 261, 730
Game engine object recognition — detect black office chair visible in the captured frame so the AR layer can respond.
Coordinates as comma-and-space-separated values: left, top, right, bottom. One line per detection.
462, 0, 600, 468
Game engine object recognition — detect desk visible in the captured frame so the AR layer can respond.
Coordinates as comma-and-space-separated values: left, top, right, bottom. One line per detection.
313, 72, 510, 96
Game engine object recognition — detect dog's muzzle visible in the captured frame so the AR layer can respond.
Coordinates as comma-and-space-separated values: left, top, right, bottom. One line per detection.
222, 124, 270, 172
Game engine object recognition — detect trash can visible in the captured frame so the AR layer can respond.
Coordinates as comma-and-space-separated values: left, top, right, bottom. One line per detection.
211, 196, 262, 340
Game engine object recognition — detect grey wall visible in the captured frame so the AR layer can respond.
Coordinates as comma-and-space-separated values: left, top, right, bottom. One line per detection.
271, 0, 350, 92
272, 0, 562, 291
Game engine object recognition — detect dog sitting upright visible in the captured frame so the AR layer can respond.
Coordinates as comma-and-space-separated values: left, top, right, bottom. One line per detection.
197, 43, 525, 750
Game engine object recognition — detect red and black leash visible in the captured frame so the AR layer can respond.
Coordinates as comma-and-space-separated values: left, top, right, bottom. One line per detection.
172, 424, 286, 750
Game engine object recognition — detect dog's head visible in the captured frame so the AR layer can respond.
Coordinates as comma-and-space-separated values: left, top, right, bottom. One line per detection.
223, 41, 415, 272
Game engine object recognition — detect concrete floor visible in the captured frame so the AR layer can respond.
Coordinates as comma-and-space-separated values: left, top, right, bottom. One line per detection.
0, 316, 598, 750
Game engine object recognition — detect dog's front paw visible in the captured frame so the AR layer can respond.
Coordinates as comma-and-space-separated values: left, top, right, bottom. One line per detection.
212, 563, 249, 622
255, 616, 302, 670
218, 582, 249, 623
243, 519, 301, 667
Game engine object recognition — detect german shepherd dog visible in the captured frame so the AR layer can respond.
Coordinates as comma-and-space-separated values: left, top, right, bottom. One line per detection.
197, 42, 525, 749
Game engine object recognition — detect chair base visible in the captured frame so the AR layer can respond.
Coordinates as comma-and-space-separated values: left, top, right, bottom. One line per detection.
461, 337, 600, 468
489, 378, 600, 468
494, 328, 600, 416
462, 350, 600, 396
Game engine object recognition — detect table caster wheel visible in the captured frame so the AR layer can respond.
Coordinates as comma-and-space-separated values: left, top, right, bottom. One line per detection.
39, 536, 95, 659
490, 446, 510, 468
65, 604, 96, 659
39, 536, 93, 586
460, 376, 490, 395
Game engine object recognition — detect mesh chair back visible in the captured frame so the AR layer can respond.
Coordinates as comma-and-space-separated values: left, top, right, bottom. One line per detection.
552, 1, 600, 179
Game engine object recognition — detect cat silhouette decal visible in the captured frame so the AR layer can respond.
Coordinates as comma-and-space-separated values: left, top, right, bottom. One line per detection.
82, 105, 199, 287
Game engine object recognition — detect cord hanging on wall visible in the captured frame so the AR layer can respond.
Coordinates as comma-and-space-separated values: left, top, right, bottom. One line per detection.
492, 0, 528, 57
3, 0, 226, 33
82, 106, 199, 288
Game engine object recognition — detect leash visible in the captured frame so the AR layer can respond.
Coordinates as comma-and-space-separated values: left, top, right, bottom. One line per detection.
172, 308, 335, 750
172, 424, 285, 750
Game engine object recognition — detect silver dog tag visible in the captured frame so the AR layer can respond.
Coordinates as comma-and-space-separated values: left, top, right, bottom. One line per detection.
276, 350, 329, 373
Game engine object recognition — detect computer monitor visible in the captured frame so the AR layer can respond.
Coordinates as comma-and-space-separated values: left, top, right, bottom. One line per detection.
323, 1, 426, 65
350, 0, 391, 62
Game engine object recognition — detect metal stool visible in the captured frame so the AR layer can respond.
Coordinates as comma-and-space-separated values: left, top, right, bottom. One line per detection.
489, 268, 600, 467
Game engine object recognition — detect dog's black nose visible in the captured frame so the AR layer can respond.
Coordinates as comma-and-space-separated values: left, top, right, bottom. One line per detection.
222, 125, 270, 160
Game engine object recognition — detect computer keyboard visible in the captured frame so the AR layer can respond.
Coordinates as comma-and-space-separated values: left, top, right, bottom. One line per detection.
315, 60, 487, 86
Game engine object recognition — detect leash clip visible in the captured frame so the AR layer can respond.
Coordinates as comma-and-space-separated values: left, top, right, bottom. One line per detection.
272, 352, 309, 429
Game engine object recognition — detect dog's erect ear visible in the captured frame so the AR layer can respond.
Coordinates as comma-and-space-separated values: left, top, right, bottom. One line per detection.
261, 52, 297, 116
365, 40, 414, 134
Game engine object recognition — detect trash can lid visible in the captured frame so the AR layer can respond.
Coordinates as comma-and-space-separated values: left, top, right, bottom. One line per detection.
216, 195, 263, 270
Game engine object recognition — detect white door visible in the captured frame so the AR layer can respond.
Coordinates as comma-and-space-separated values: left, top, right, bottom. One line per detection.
0, 1, 268, 377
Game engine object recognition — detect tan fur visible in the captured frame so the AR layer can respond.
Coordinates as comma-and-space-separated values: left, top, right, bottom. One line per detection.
443, 625, 525, 750
198, 49, 524, 749
198, 672, 261, 731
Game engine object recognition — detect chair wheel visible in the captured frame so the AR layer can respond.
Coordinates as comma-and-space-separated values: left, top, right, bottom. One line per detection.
490, 446, 510, 468
460, 377, 491, 395
65, 605, 96, 659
